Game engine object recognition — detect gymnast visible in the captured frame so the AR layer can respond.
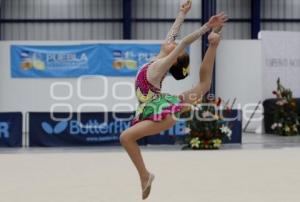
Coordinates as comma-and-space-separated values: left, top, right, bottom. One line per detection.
120, 0, 228, 199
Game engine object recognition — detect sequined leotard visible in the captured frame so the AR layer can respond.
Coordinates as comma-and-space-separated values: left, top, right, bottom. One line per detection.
132, 62, 184, 125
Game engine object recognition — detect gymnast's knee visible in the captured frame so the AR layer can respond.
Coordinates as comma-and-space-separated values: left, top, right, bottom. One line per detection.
120, 130, 132, 145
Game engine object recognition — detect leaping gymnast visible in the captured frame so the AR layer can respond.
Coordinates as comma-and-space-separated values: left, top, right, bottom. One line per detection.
120, 0, 228, 199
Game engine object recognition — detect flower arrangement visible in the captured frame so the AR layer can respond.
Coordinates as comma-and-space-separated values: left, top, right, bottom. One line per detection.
182, 96, 234, 150
270, 78, 299, 136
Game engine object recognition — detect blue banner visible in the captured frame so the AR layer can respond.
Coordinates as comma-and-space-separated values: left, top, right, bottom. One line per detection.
222, 109, 242, 144
11, 43, 161, 78
147, 109, 242, 145
28, 111, 241, 147
29, 110, 242, 147
29, 112, 138, 146
0, 112, 23, 147
100, 44, 160, 76
28, 112, 187, 147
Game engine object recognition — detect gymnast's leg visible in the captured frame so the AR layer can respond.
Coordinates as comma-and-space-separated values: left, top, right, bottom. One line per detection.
120, 115, 176, 191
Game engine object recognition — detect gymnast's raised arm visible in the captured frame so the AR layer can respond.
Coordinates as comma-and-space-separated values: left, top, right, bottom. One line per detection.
165, 0, 191, 43
151, 12, 228, 77
157, 0, 192, 56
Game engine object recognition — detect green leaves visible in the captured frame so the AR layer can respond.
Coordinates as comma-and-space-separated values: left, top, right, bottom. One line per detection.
271, 78, 299, 136
183, 97, 231, 150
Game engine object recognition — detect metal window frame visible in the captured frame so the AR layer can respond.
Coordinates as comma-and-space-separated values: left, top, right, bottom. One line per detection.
202, 0, 216, 95
0, 18, 122, 23
251, 0, 261, 39
0, 0, 299, 39
123, 0, 132, 39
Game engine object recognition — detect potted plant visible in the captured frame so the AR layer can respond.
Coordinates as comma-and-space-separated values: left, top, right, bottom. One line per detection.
182, 96, 233, 150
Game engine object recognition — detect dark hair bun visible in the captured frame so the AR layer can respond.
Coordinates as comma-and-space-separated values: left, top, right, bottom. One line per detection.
169, 53, 190, 80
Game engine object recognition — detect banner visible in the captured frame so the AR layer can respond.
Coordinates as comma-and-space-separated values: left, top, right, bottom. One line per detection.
100, 44, 160, 76
222, 109, 242, 144
29, 112, 137, 146
11, 43, 160, 78
147, 109, 242, 145
0, 112, 22, 147
28, 112, 186, 147
261, 31, 300, 99
28, 111, 242, 147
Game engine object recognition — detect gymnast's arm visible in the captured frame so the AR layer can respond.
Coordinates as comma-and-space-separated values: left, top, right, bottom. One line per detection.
164, 1, 191, 44
149, 12, 228, 83
159, 0, 192, 55
150, 24, 211, 80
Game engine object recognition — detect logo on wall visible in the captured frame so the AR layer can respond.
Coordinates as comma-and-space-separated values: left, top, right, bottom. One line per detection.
29, 112, 190, 146
41, 121, 68, 135
11, 44, 98, 78
41, 119, 131, 137
20, 51, 89, 72
0, 122, 10, 139
0, 113, 23, 147
20, 51, 45, 71
11, 44, 162, 77
112, 50, 156, 71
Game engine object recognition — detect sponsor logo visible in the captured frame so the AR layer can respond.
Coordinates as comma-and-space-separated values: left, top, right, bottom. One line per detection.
41, 119, 186, 136
41, 119, 130, 135
41, 121, 68, 135
0, 122, 9, 138
160, 121, 186, 136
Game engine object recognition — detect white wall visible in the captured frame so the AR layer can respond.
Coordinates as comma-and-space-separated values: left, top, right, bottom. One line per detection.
0, 40, 264, 131
0, 40, 201, 114
216, 40, 263, 130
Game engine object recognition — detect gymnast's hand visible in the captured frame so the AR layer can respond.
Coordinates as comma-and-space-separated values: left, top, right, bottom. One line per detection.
180, 0, 192, 15
208, 32, 221, 47
207, 12, 228, 29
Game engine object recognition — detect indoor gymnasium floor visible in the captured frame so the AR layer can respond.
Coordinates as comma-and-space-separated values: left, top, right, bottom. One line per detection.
1, 133, 300, 202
